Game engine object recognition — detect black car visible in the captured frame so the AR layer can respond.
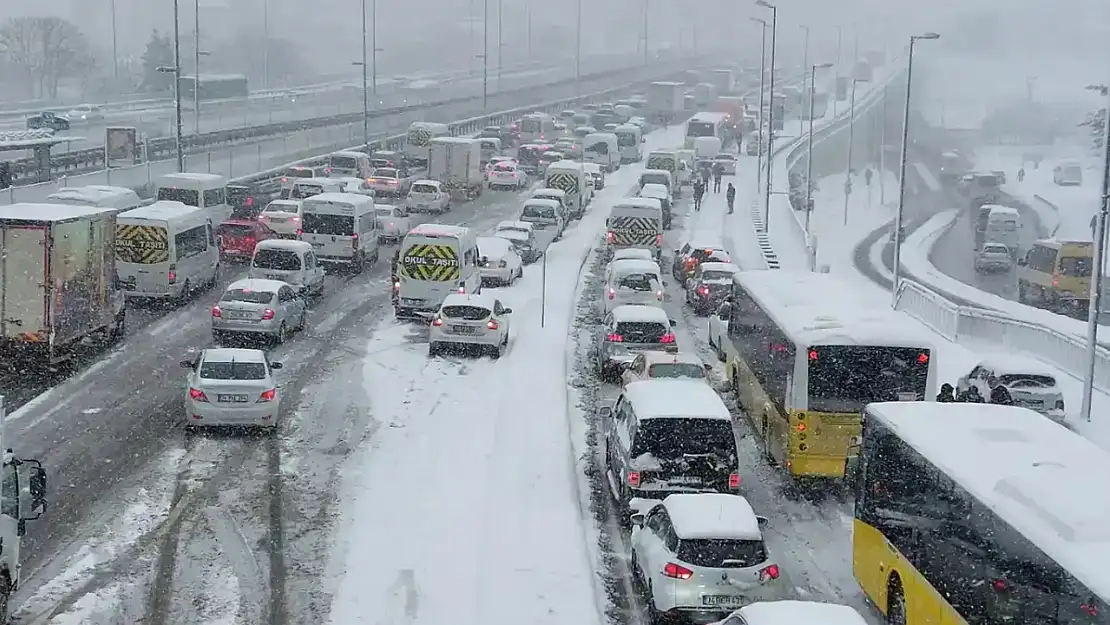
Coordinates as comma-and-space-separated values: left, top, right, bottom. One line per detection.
226, 183, 278, 219
26, 111, 70, 131
671, 243, 730, 280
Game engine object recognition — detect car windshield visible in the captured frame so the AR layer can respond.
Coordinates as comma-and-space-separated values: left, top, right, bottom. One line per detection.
441, 305, 491, 320
252, 249, 301, 271
983, 245, 1009, 254
291, 185, 325, 199
521, 205, 556, 220
221, 288, 275, 304
285, 168, 313, 179
676, 539, 766, 569
494, 165, 516, 172
302, 213, 354, 236
998, 374, 1056, 387
157, 187, 199, 206
375, 207, 394, 217
614, 321, 667, 343
647, 363, 706, 380
631, 417, 736, 459
330, 156, 359, 170
411, 183, 438, 194
617, 273, 658, 291
701, 270, 733, 281
199, 361, 267, 380
479, 241, 510, 257
642, 175, 668, 187
1060, 256, 1092, 277
218, 224, 254, 238
264, 203, 295, 213
372, 168, 398, 178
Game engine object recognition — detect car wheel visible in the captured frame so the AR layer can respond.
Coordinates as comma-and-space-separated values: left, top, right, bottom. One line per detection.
177, 280, 192, 304
428, 342, 440, 357
717, 341, 726, 362
277, 322, 288, 344
298, 308, 307, 330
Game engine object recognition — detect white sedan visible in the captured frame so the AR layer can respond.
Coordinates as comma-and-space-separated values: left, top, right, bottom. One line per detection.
620, 351, 710, 387
180, 348, 283, 431
375, 204, 411, 242
429, 293, 513, 358
488, 162, 528, 190
707, 300, 733, 362
485, 156, 519, 178
67, 104, 104, 121
713, 152, 738, 175
477, 236, 524, 286
405, 179, 450, 214
258, 200, 302, 238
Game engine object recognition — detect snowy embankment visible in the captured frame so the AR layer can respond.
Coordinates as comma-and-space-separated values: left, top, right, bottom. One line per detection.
324, 125, 684, 625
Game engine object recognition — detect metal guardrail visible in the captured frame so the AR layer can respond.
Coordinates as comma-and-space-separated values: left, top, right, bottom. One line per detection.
10, 58, 669, 183
1, 60, 703, 204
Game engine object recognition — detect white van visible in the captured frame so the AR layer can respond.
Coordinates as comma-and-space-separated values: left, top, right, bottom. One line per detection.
583, 132, 621, 172
47, 185, 143, 211
116, 200, 219, 301
518, 113, 557, 144
299, 192, 380, 272
639, 169, 675, 198
519, 199, 565, 249
694, 136, 723, 159
249, 239, 325, 296
155, 172, 230, 222
327, 151, 372, 178
529, 188, 569, 223
544, 160, 590, 219
396, 224, 482, 319
258, 199, 302, 238
985, 205, 1021, 257
478, 137, 502, 164
280, 177, 346, 200
614, 124, 643, 164
405, 122, 451, 164
607, 198, 664, 260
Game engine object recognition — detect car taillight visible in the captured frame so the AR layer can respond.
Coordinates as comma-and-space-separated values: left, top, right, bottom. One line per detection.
432, 317, 444, 326
499, 260, 508, 268
1052, 274, 1059, 288
627, 471, 640, 486
246, 197, 254, 207
211, 305, 222, 317
698, 286, 709, 296
393, 281, 400, 292
244, 236, 255, 246
487, 319, 499, 330
281, 177, 288, 183
352, 232, 359, 249
189, 388, 209, 402
458, 286, 466, 294
607, 288, 616, 300
656, 290, 664, 300
296, 229, 303, 237
167, 268, 177, 284
759, 564, 780, 581
656, 233, 663, 246
729, 473, 740, 488
663, 562, 693, 580
606, 231, 615, 243
660, 333, 676, 344
261, 308, 275, 320
686, 258, 696, 267
257, 388, 276, 402
606, 333, 623, 342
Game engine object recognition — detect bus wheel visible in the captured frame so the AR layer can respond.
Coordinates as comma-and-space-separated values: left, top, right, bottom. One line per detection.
886, 577, 907, 625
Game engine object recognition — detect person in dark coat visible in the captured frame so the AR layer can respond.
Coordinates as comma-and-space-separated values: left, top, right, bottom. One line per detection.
964, 385, 985, 403
693, 179, 705, 211
936, 383, 955, 402
712, 162, 724, 192
726, 183, 736, 214
987, 376, 1013, 405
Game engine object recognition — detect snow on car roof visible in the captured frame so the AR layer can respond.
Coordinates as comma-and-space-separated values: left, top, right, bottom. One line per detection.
533, 188, 567, 197
407, 223, 469, 238
227, 278, 286, 293
641, 350, 703, 366
255, 239, 311, 252
663, 494, 761, 540
739, 601, 868, 625
582, 163, 601, 172
622, 380, 730, 421
977, 356, 1058, 378
699, 262, 737, 273
410, 179, 441, 187
611, 304, 670, 323
202, 347, 267, 364
441, 292, 496, 309
734, 270, 938, 347
0, 202, 117, 222
640, 184, 669, 196
608, 259, 661, 276
477, 236, 513, 255
866, 401, 1110, 601
497, 220, 532, 231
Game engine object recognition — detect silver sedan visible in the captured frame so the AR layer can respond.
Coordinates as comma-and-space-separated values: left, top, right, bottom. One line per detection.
211, 278, 307, 344
181, 348, 283, 431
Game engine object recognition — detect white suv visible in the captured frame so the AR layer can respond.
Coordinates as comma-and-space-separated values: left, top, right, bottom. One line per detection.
630, 494, 783, 622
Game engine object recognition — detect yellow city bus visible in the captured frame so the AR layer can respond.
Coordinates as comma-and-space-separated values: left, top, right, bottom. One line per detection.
854, 402, 1110, 625
722, 271, 938, 479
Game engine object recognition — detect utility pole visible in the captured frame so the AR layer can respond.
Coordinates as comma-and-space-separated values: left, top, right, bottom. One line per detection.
482, 0, 489, 109
110, 0, 119, 84
193, 0, 200, 134
498, 0, 504, 91
361, 0, 369, 148
1080, 83, 1110, 423
575, 0, 581, 94
172, 0, 184, 171
641, 0, 649, 65
832, 26, 842, 116
751, 17, 767, 192
262, 0, 269, 89
372, 0, 378, 96
756, 0, 778, 232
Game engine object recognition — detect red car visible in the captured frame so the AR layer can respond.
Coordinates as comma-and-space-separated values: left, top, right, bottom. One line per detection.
216, 219, 277, 261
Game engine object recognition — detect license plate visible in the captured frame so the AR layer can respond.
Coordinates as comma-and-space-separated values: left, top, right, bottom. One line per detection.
266, 274, 284, 280
217, 394, 249, 403
269, 217, 287, 223
402, 298, 423, 305
452, 325, 475, 334
702, 596, 744, 607
669, 476, 701, 485
228, 311, 254, 320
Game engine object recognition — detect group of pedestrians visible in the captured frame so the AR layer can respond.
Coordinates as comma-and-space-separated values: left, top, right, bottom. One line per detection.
691, 160, 736, 214
935, 376, 1013, 405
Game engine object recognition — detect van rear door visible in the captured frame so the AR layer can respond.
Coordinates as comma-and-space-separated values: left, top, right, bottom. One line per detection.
301, 202, 356, 262
116, 221, 173, 295
0, 224, 48, 339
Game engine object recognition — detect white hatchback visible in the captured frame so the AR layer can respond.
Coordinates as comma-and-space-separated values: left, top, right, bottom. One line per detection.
258, 200, 302, 238
488, 162, 528, 190
405, 179, 450, 214
604, 259, 665, 313
375, 204, 411, 242
180, 348, 283, 431
620, 351, 710, 387
477, 236, 524, 286
429, 293, 513, 358
713, 152, 738, 175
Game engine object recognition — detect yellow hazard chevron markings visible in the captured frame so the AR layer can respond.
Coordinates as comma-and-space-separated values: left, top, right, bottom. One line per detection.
115, 224, 170, 264
400, 244, 461, 281
408, 127, 432, 147
610, 216, 658, 246
547, 172, 579, 195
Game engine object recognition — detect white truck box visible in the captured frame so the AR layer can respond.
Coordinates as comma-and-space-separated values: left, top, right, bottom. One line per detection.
693, 83, 718, 108
428, 137, 484, 199
647, 81, 684, 121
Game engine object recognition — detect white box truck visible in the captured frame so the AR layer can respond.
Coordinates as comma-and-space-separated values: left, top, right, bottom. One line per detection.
647, 81, 684, 123
0, 203, 127, 365
428, 137, 484, 201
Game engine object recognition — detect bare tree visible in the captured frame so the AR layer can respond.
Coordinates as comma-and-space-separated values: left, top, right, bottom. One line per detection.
0, 16, 96, 99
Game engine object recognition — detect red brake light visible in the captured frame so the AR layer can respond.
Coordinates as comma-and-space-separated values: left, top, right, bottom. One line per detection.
659, 333, 676, 344
296, 229, 303, 237
993, 579, 1007, 592
808, 349, 818, 360
246, 197, 254, 207
656, 233, 663, 246
211, 305, 222, 318
686, 258, 696, 267
606, 333, 623, 342
1052, 274, 1059, 288
261, 308, 275, 320
663, 562, 693, 580
457, 286, 466, 294
759, 564, 780, 581
729, 473, 740, 488
257, 388, 276, 402
656, 290, 664, 300
608, 288, 616, 300
627, 471, 640, 486
432, 317, 444, 326
698, 286, 709, 296
393, 281, 400, 292
188, 388, 209, 402
1081, 604, 1099, 617
606, 231, 615, 242
167, 270, 177, 284
918, 353, 929, 364
487, 319, 499, 330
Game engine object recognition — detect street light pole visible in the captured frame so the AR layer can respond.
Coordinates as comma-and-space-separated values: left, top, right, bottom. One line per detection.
799, 25, 810, 135
575, 0, 582, 94
110, 0, 119, 84
751, 17, 767, 192
756, 0, 778, 232
832, 26, 841, 116
804, 63, 832, 238
498, 0, 504, 92
843, 77, 859, 225
371, 0, 378, 96
262, 0, 269, 89
1080, 84, 1110, 423
890, 32, 939, 304
171, 0, 184, 171
641, 0, 649, 65
360, 0, 369, 149
194, 0, 201, 134
482, 0, 489, 109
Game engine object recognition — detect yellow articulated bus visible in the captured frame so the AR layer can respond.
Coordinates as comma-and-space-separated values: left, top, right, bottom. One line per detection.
721, 271, 938, 480
854, 402, 1110, 625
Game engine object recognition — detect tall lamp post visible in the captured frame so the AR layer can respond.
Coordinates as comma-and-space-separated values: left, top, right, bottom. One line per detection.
1079, 83, 1110, 423
755, 0, 777, 232
160, 0, 185, 172
110, 0, 119, 84
889, 32, 939, 303
371, 0, 378, 96
798, 24, 810, 133
751, 17, 768, 192
832, 25, 842, 116
841, 33, 861, 225
498, 0, 504, 91
575, 0, 582, 94
482, 0, 489, 108
803, 62, 833, 237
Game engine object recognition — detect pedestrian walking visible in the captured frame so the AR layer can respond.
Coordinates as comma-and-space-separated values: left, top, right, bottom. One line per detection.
936, 383, 955, 402
693, 180, 705, 211
712, 162, 724, 192
726, 183, 736, 214
987, 376, 1013, 405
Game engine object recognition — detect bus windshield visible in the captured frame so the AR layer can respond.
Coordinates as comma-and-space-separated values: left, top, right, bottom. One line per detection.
807, 345, 930, 412
686, 121, 716, 137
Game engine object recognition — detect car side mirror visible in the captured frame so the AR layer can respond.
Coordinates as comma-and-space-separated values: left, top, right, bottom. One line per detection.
630, 512, 646, 527
703, 363, 713, 372
669, 319, 677, 327
271, 362, 283, 370
756, 515, 769, 528
1017, 257, 1027, 266
179, 359, 195, 369
502, 308, 513, 314
598, 406, 613, 420
673, 249, 680, 256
